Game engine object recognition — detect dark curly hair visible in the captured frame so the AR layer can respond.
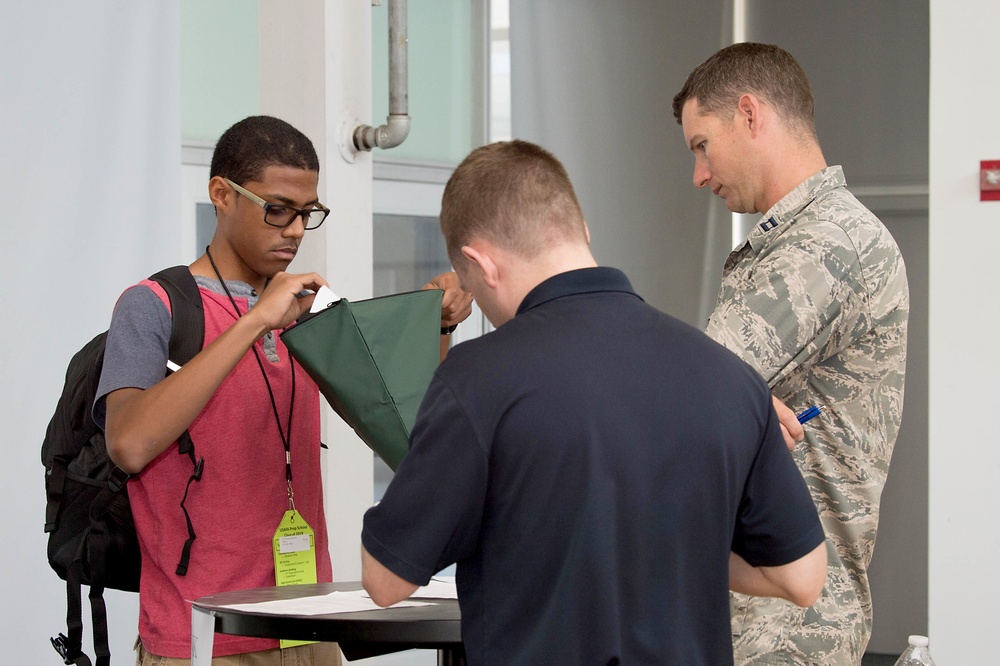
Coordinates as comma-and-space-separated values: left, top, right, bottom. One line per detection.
209, 115, 319, 185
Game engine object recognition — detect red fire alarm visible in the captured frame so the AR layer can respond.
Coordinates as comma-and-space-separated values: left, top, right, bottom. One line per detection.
981, 160, 1000, 201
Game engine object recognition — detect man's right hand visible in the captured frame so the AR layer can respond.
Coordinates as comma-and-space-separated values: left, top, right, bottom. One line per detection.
244, 271, 329, 337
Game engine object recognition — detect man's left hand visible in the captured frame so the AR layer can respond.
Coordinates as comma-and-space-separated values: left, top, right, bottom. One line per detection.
773, 394, 804, 451
423, 271, 474, 330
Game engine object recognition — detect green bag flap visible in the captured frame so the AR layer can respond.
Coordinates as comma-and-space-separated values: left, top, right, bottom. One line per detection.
279, 289, 442, 470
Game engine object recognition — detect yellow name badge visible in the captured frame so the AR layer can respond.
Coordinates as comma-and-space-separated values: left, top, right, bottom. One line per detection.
273, 510, 318, 649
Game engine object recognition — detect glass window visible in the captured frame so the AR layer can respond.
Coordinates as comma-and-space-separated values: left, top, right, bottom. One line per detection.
371, 0, 476, 163
180, 0, 258, 144
373, 213, 453, 297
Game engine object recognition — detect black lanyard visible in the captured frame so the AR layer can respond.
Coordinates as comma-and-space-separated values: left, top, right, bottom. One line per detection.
207, 248, 298, 509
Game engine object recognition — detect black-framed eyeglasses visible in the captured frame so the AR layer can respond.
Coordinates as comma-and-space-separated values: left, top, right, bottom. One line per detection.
225, 178, 331, 230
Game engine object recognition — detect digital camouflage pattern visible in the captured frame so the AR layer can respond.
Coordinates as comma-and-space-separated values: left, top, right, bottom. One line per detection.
706, 166, 909, 665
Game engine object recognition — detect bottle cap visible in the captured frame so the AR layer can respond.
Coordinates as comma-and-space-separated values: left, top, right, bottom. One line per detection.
908, 635, 929, 647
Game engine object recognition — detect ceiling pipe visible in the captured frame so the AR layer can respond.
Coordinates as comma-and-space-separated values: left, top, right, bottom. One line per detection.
354, 0, 411, 151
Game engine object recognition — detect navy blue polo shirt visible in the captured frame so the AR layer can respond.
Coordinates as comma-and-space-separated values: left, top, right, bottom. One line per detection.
362, 267, 823, 665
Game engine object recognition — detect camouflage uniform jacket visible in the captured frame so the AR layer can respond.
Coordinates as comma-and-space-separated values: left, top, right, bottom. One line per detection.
706, 166, 909, 665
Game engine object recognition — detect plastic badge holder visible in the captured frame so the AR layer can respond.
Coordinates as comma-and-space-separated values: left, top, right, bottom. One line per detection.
280, 290, 442, 470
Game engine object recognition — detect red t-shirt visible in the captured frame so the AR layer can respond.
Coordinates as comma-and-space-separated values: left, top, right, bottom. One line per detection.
100, 279, 332, 657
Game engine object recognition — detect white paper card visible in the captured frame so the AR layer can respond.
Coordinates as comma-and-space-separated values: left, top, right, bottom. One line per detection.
309, 285, 340, 313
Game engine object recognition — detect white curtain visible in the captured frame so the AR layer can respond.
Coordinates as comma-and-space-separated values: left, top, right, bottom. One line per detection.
0, 3, 180, 662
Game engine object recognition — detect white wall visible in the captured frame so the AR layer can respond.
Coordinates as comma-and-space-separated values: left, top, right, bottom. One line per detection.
0, 3, 180, 664
928, 1, 1000, 661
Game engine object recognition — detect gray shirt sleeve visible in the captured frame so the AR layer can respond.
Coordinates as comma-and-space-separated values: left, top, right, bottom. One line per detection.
92, 284, 171, 428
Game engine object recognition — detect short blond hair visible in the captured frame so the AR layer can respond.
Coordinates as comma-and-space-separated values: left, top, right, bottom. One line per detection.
440, 140, 587, 265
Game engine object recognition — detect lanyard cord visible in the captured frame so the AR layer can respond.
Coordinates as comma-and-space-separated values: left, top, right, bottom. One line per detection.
206, 248, 297, 507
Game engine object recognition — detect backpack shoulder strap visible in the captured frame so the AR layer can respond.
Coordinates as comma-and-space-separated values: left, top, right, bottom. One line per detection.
149, 265, 204, 369
148, 265, 205, 577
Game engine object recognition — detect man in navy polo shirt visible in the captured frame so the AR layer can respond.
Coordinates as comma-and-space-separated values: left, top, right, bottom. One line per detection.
361, 140, 827, 665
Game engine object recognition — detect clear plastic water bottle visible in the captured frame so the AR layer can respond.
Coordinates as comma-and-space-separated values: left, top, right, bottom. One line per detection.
893, 634, 936, 665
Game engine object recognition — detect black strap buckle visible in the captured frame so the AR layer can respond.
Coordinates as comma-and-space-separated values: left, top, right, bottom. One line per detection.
50, 633, 93, 666
106, 466, 130, 493
50, 633, 82, 665
50, 633, 69, 660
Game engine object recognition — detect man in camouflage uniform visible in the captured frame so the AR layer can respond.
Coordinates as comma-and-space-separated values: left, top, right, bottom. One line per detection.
672, 43, 909, 665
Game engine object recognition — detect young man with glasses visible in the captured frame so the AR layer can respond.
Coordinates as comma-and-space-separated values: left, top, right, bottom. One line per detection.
94, 115, 472, 665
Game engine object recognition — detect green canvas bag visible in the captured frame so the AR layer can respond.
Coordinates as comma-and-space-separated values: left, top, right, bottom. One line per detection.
280, 289, 443, 470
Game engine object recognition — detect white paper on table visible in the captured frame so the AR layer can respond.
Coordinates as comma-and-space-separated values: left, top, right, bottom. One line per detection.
216, 589, 431, 616
409, 576, 458, 599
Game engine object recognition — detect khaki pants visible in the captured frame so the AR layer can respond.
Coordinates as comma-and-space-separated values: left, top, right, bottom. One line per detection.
135, 637, 343, 666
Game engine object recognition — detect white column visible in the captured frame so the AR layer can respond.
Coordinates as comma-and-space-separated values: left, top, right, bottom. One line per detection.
259, 0, 374, 581
928, 1, 1000, 662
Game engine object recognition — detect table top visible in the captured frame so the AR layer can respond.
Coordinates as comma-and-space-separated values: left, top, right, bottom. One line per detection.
193, 581, 462, 660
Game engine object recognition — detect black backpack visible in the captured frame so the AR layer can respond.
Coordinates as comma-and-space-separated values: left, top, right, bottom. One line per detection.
42, 266, 205, 666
